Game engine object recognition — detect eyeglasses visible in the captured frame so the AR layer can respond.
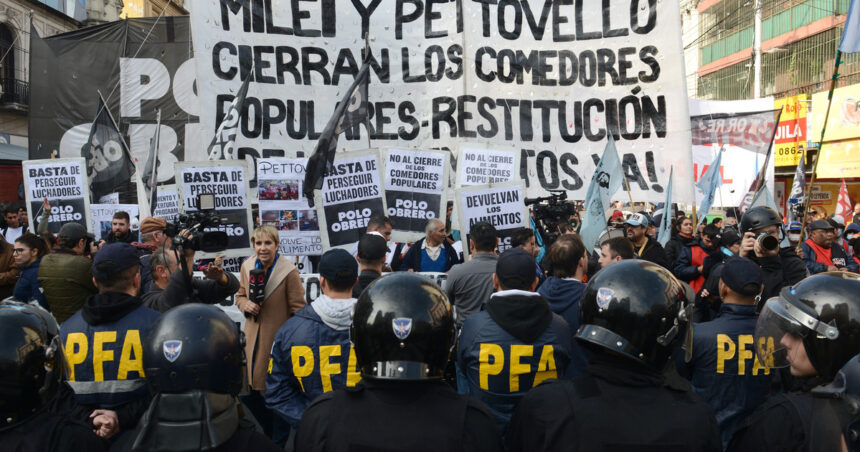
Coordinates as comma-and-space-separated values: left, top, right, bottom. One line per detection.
12, 248, 27, 254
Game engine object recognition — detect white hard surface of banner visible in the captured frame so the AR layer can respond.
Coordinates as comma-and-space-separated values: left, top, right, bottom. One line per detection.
688, 98, 775, 207
152, 185, 180, 222
257, 158, 323, 256
191, 0, 695, 203
23, 158, 92, 234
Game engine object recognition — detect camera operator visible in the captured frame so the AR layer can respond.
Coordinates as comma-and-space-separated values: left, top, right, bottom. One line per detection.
738, 206, 807, 302
801, 219, 859, 274
38, 223, 97, 323
141, 230, 239, 313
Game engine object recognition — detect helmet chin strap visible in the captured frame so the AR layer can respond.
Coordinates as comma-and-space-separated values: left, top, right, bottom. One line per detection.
132, 391, 240, 451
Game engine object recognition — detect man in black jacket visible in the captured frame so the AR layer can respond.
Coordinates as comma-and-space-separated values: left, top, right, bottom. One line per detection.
352, 233, 387, 298
738, 206, 807, 302
142, 246, 239, 312
625, 213, 669, 268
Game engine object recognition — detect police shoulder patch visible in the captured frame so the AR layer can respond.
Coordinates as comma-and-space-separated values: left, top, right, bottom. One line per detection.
392, 318, 412, 340
163, 340, 182, 363
596, 288, 614, 309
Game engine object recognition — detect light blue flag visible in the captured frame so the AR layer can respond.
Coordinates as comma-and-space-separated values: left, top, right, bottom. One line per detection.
657, 167, 674, 247
580, 137, 625, 252
696, 149, 723, 227
839, 0, 860, 53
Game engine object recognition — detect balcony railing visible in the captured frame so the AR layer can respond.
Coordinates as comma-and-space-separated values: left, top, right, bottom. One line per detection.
0, 78, 29, 107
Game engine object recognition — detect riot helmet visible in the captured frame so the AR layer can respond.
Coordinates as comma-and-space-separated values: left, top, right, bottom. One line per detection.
755, 272, 860, 382
740, 206, 782, 234
812, 354, 860, 450
351, 272, 455, 380
0, 302, 65, 427
576, 260, 692, 370
143, 304, 245, 395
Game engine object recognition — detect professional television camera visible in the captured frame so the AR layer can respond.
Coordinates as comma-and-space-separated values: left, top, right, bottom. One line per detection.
164, 193, 230, 253
525, 190, 579, 247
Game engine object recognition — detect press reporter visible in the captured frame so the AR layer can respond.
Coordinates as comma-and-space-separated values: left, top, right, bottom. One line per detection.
235, 225, 306, 439
141, 230, 239, 313
737, 206, 807, 302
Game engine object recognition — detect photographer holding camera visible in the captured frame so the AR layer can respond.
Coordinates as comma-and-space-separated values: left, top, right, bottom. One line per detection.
801, 219, 859, 274
738, 206, 807, 302
141, 229, 240, 313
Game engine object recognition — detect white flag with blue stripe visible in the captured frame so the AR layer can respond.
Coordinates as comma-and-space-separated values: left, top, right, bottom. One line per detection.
580, 137, 625, 252
657, 167, 674, 247
839, 0, 860, 53
696, 149, 723, 227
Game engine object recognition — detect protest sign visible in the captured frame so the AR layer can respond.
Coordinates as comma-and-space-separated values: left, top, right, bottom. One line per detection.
258, 158, 323, 255
456, 181, 527, 259
23, 158, 92, 234
152, 185, 180, 222
29, 18, 199, 187
689, 99, 778, 207
383, 148, 449, 242
190, 0, 694, 203
91, 204, 140, 241
314, 149, 386, 250
176, 161, 253, 259
456, 142, 521, 187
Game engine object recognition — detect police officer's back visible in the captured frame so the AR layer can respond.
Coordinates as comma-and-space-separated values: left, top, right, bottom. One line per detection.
678, 257, 772, 447
0, 302, 108, 452
295, 272, 503, 452
60, 242, 161, 432
507, 260, 722, 452
111, 304, 280, 451
728, 272, 860, 451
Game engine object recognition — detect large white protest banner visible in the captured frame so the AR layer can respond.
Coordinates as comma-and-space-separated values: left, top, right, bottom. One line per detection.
314, 149, 386, 250
456, 180, 527, 258
23, 158, 92, 234
191, 0, 694, 203
383, 148, 448, 242
91, 204, 140, 241
258, 158, 323, 255
689, 98, 777, 207
176, 161, 253, 258
152, 185, 180, 222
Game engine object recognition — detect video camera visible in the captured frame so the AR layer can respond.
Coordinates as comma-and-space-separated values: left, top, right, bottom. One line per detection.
525, 190, 579, 247
164, 193, 230, 253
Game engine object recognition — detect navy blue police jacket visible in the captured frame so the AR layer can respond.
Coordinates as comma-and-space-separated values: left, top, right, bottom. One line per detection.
60, 292, 160, 408
677, 303, 773, 448
265, 302, 360, 428
457, 289, 572, 435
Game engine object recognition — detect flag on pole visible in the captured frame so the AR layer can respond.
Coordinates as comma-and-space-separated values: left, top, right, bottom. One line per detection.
657, 167, 674, 247
839, 0, 860, 53
303, 62, 371, 206
82, 95, 135, 202
579, 136, 625, 252
696, 149, 723, 227
787, 148, 807, 224
836, 180, 853, 223
207, 71, 251, 160
141, 109, 161, 216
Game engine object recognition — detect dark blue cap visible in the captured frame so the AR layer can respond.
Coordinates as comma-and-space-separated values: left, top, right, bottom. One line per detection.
720, 257, 763, 296
92, 243, 140, 279
495, 247, 536, 290
319, 249, 358, 285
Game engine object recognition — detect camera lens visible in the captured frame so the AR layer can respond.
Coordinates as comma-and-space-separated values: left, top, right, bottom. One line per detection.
757, 233, 779, 251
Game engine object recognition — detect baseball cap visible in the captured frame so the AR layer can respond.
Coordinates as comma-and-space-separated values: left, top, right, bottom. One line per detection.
720, 257, 763, 296
788, 221, 803, 232
140, 217, 168, 234
357, 233, 388, 261
92, 242, 140, 279
625, 213, 650, 227
809, 219, 836, 231
495, 247, 536, 290
829, 217, 845, 230
319, 249, 358, 285
720, 229, 741, 248
58, 222, 94, 243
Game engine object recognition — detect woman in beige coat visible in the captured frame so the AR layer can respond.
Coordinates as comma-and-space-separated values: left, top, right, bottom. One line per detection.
236, 225, 306, 439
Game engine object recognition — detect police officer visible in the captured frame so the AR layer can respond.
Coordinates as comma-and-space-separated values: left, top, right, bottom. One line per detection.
738, 206, 807, 301
508, 260, 721, 452
457, 247, 572, 434
811, 354, 860, 451
265, 249, 360, 432
728, 272, 860, 451
678, 257, 772, 447
0, 302, 108, 451
295, 272, 503, 451
110, 304, 281, 451
60, 242, 161, 434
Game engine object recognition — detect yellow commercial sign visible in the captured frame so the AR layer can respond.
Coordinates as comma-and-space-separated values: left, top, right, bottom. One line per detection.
811, 83, 860, 142
773, 95, 807, 167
